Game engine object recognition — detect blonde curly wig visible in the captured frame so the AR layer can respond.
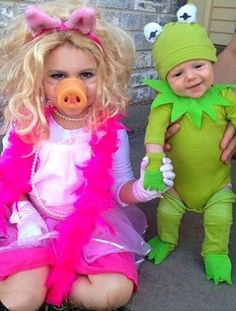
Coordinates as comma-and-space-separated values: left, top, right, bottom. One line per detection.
0, 0, 135, 143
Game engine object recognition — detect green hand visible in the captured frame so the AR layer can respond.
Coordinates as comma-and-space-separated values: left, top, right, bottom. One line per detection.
148, 236, 171, 265
204, 254, 232, 285
144, 170, 166, 192
144, 152, 166, 192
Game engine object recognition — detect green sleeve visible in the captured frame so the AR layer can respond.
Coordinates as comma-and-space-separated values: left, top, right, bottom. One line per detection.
224, 88, 236, 128
144, 104, 172, 145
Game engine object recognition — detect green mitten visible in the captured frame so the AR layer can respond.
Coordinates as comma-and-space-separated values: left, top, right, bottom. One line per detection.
144, 152, 166, 192
204, 254, 232, 285
148, 236, 171, 265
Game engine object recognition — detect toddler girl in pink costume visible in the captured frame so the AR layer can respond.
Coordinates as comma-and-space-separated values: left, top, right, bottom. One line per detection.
0, 1, 175, 310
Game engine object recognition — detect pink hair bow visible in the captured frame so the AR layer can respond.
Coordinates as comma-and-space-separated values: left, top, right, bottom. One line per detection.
25, 5, 101, 46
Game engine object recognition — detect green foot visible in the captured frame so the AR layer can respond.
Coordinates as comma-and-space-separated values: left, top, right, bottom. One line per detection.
204, 254, 232, 285
148, 236, 171, 265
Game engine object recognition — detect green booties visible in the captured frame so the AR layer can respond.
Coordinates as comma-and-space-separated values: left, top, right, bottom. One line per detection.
204, 254, 232, 285
148, 236, 172, 265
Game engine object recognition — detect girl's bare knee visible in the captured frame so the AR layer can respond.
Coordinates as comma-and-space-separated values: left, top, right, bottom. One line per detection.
69, 273, 134, 311
88, 274, 134, 310
0, 267, 48, 311
106, 276, 133, 309
1, 290, 45, 311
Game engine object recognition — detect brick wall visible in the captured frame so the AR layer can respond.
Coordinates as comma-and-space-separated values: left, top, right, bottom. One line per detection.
0, 0, 186, 132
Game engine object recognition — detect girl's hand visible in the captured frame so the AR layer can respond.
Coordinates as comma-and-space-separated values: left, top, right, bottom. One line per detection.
132, 155, 175, 202
160, 157, 175, 188
220, 123, 236, 164
17, 223, 44, 243
10, 201, 48, 245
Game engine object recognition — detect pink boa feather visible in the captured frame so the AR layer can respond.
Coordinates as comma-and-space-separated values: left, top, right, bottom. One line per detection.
46, 116, 123, 305
0, 132, 34, 226
0, 117, 123, 305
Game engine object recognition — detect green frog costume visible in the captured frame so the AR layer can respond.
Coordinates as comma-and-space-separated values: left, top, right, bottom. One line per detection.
143, 3, 236, 284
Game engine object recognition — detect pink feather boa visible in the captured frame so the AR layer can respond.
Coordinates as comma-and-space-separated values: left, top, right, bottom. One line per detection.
0, 132, 34, 227
0, 116, 122, 305
46, 116, 122, 305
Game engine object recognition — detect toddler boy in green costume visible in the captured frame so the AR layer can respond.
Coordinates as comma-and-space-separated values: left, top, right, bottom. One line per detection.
144, 3, 236, 284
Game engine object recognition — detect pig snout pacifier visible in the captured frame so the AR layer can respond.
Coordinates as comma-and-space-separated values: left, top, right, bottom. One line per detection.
56, 78, 88, 112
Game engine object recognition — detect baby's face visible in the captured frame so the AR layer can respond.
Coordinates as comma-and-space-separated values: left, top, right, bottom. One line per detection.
167, 60, 214, 98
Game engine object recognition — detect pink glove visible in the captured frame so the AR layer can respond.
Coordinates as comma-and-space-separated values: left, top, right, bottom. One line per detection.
132, 156, 175, 202
10, 201, 48, 245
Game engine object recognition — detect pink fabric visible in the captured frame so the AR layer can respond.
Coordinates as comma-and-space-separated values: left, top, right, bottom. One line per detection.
0, 205, 146, 294
0, 116, 146, 306
0, 247, 52, 279
76, 252, 138, 291
83, 205, 149, 263
0, 247, 138, 290
46, 116, 122, 305
0, 132, 34, 226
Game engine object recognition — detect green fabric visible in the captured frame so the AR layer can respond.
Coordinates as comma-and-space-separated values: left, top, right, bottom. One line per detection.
145, 86, 236, 210
143, 152, 165, 192
157, 192, 185, 245
156, 188, 235, 257
151, 22, 217, 79
144, 81, 236, 128
145, 104, 171, 146
145, 152, 164, 170
148, 236, 172, 265
202, 188, 234, 256
204, 254, 232, 285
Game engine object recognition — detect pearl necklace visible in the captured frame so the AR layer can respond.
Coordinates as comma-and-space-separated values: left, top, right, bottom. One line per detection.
53, 108, 87, 122
30, 144, 71, 219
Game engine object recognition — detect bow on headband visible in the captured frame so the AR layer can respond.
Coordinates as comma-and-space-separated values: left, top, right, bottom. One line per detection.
25, 5, 101, 46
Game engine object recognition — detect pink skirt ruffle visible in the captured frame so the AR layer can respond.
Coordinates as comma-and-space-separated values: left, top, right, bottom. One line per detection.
0, 205, 149, 290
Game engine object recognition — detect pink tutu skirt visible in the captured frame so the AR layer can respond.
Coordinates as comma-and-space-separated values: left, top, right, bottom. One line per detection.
0, 205, 150, 290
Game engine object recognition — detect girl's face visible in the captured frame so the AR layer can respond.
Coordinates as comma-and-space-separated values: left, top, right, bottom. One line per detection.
43, 42, 98, 117
167, 60, 214, 98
